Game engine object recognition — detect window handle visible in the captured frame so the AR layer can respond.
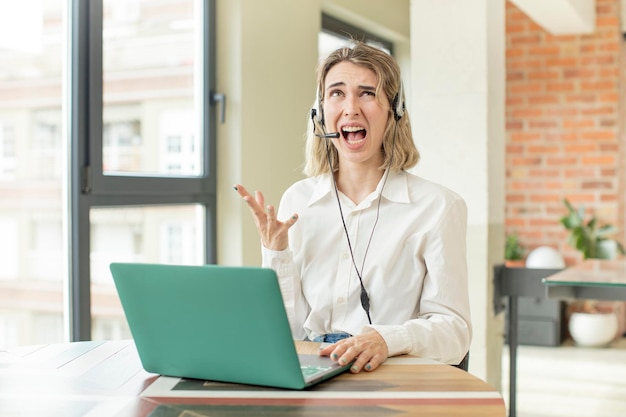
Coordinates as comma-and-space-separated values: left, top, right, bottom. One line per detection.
210, 92, 226, 124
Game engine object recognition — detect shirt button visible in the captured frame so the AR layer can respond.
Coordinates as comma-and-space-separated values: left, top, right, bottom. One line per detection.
337, 297, 345, 304
342, 252, 350, 259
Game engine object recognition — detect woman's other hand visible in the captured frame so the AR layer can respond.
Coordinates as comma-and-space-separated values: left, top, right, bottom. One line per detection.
318, 330, 389, 373
233, 184, 298, 251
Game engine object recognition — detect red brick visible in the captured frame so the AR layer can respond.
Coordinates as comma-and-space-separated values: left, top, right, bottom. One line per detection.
546, 157, 578, 165
506, 23, 526, 34
528, 71, 560, 80
580, 80, 617, 90
547, 82, 576, 92
528, 95, 560, 105
581, 131, 616, 140
564, 168, 596, 177
581, 55, 615, 65
510, 132, 542, 142
563, 143, 597, 153
511, 157, 543, 166
562, 119, 595, 129
528, 145, 559, 153
564, 94, 596, 103
529, 46, 561, 55
528, 120, 559, 129
545, 57, 577, 67
581, 106, 616, 115
582, 181, 615, 190
510, 83, 543, 93
599, 92, 619, 103
512, 108, 544, 118
581, 155, 616, 165
530, 194, 561, 203
506, 120, 524, 130
506, 48, 525, 58
528, 169, 560, 177
596, 16, 620, 27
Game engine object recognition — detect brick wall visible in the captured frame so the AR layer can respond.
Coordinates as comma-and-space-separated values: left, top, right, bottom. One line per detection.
505, 0, 626, 265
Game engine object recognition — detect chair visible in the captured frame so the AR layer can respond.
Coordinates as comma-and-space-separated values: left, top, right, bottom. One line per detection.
453, 351, 469, 371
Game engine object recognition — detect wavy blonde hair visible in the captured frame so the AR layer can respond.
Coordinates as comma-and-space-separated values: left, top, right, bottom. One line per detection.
304, 42, 419, 177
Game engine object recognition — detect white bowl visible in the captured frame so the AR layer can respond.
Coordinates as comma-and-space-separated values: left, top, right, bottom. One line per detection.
568, 312, 618, 347
525, 246, 566, 269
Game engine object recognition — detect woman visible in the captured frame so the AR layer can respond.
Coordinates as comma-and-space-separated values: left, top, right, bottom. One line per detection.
234, 42, 471, 373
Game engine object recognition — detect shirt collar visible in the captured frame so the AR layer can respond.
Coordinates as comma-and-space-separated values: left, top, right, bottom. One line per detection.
308, 170, 411, 206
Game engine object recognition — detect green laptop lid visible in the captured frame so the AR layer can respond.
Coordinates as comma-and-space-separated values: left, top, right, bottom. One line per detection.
110, 263, 307, 389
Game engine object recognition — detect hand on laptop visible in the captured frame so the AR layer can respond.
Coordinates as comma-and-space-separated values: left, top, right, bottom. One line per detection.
234, 184, 299, 251
319, 330, 389, 373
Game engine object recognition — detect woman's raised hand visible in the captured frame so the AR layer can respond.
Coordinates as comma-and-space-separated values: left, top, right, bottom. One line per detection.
234, 184, 298, 251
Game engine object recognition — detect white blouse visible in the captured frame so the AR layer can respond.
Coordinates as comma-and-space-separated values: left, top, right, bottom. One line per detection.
261, 170, 471, 364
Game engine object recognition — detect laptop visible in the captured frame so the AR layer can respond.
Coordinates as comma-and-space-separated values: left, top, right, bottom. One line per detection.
109, 262, 352, 389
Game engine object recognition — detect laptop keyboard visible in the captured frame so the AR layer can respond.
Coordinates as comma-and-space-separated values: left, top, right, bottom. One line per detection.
301, 364, 331, 377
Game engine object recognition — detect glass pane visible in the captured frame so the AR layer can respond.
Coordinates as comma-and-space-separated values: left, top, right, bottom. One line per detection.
90, 204, 205, 340
0, 1, 65, 348
102, 0, 202, 177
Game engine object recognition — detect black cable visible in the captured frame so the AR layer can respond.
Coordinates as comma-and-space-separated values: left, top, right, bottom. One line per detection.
323, 124, 396, 325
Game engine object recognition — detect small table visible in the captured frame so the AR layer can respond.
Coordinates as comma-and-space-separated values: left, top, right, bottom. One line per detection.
0, 340, 505, 417
496, 259, 626, 417
543, 258, 626, 299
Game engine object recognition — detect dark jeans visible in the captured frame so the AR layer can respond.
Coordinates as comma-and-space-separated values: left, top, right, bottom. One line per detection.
312, 332, 352, 343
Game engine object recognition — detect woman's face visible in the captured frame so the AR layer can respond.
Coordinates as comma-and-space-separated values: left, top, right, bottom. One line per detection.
323, 61, 390, 170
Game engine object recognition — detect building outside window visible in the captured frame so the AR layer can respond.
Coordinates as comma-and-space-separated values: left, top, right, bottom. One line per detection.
0, 0, 213, 348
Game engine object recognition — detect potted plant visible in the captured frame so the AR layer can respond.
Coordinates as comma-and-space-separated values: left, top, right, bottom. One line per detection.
560, 198, 625, 260
504, 234, 525, 267
560, 198, 625, 346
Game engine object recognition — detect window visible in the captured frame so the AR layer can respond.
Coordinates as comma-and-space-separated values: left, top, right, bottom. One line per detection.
319, 14, 393, 59
0, 0, 217, 348
0, 123, 16, 180
0, 0, 65, 347
70, 0, 217, 342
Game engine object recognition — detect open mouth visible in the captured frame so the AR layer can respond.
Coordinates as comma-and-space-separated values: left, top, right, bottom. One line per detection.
341, 126, 367, 145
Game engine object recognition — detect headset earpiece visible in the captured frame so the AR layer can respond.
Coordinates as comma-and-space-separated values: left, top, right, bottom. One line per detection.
312, 87, 325, 126
392, 82, 405, 121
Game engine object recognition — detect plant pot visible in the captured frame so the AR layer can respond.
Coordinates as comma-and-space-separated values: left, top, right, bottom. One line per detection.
568, 312, 618, 347
504, 259, 525, 268
596, 239, 618, 260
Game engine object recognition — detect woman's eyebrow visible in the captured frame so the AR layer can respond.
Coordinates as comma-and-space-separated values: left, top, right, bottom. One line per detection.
326, 81, 345, 90
326, 82, 376, 91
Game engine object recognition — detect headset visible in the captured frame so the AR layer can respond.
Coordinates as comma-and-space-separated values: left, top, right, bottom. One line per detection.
311, 81, 405, 138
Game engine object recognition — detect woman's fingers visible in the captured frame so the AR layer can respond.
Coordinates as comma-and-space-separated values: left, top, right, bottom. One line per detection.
319, 331, 388, 373
266, 205, 276, 223
234, 184, 298, 251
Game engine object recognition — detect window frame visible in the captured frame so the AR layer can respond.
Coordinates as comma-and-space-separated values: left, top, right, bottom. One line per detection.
321, 13, 394, 54
67, 0, 217, 341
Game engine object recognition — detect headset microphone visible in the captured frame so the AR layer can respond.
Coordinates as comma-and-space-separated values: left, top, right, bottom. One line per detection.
318, 131, 340, 139
311, 108, 340, 139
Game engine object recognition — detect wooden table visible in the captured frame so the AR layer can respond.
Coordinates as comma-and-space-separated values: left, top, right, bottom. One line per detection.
0, 340, 505, 417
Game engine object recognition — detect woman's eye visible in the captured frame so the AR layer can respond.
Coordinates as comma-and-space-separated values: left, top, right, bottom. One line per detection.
329, 90, 343, 97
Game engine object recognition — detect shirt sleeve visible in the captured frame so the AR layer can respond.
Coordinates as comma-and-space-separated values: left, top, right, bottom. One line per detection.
261, 246, 310, 340
364, 197, 472, 365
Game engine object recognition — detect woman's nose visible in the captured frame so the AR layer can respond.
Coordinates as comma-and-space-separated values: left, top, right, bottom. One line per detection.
343, 94, 360, 116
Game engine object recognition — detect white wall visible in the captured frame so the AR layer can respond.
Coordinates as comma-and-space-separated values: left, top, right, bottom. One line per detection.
215, 0, 410, 267
410, 0, 505, 386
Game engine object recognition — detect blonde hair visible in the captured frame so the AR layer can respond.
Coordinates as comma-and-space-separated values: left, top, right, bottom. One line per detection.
304, 42, 419, 177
